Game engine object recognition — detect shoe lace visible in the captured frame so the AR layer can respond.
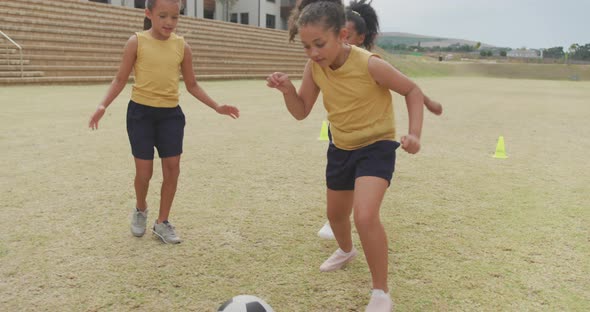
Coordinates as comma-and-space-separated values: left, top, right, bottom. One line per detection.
164, 222, 177, 237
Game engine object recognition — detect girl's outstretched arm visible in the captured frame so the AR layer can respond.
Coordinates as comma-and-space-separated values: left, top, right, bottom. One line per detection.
368, 56, 424, 154
89, 35, 137, 129
181, 42, 239, 119
267, 60, 320, 120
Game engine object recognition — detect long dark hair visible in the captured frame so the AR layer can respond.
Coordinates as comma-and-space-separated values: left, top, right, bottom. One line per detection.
288, 0, 345, 42
346, 0, 379, 50
143, 0, 156, 30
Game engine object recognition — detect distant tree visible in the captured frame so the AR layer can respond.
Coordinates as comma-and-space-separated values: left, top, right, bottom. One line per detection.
571, 43, 590, 61
500, 50, 507, 57
543, 46, 565, 59
480, 50, 488, 57
459, 44, 474, 52
475, 42, 481, 50
394, 44, 408, 51
379, 42, 393, 50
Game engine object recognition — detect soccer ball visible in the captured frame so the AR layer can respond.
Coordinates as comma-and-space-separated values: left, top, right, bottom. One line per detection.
218, 295, 274, 312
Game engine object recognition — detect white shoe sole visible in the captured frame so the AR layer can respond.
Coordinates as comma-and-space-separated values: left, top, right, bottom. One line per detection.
131, 228, 146, 237
152, 229, 181, 244
320, 249, 358, 272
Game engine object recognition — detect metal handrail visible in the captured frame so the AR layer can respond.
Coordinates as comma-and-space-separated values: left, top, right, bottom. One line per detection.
0, 30, 23, 78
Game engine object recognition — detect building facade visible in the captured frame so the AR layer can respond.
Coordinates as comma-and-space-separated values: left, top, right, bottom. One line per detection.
506, 49, 541, 59
85, 0, 295, 30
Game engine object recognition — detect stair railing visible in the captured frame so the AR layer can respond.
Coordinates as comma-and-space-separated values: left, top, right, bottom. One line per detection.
0, 30, 23, 78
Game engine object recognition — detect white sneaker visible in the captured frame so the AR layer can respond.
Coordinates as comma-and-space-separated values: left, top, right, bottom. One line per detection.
366, 289, 393, 312
130, 208, 148, 237
319, 247, 357, 272
317, 221, 335, 240
152, 220, 182, 244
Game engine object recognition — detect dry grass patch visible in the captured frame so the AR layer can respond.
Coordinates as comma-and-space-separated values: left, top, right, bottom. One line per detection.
1, 78, 589, 311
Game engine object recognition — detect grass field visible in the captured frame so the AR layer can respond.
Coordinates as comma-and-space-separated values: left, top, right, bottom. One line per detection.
379, 50, 590, 81
1, 77, 589, 311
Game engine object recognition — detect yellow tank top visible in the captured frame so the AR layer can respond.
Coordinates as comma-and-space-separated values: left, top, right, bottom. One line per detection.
311, 45, 396, 150
131, 31, 185, 108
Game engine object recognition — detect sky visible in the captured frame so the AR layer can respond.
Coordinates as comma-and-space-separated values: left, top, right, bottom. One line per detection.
344, 0, 590, 49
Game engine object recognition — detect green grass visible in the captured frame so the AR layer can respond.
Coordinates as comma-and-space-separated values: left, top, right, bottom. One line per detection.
380, 52, 454, 77
377, 49, 590, 81
377, 36, 446, 47
1, 78, 589, 311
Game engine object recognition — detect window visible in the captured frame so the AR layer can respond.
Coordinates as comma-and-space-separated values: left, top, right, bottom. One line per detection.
134, 0, 145, 8
267, 0, 276, 2
204, 0, 215, 19
230, 13, 238, 23
90, 0, 110, 3
266, 14, 276, 29
204, 10, 214, 19
240, 13, 249, 25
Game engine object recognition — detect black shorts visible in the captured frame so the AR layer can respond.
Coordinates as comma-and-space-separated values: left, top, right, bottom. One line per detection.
326, 140, 400, 191
126, 100, 185, 160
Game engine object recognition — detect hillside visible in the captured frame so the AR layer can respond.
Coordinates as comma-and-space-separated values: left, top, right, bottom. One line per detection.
378, 32, 497, 48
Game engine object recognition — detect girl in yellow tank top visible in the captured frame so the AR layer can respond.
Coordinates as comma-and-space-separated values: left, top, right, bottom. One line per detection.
317, 0, 444, 252
267, 0, 429, 310
88, 0, 239, 244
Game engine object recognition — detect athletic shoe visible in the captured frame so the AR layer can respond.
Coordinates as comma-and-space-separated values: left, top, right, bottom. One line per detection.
320, 247, 358, 272
366, 289, 394, 312
317, 221, 336, 240
152, 220, 182, 244
130, 208, 148, 237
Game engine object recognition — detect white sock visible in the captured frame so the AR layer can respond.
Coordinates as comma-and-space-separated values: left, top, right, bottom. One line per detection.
337, 248, 354, 255
371, 289, 389, 297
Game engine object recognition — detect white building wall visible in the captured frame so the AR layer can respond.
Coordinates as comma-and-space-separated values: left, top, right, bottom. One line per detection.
82, 0, 285, 28
229, 0, 281, 28
258, 0, 281, 29
230, 0, 258, 26
185, 0, 205, 18
115, 0, 134, 8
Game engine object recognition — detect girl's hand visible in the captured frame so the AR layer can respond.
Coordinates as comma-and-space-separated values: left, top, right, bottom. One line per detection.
401, 134, 421, 154
426, 100, 443, 116
266, 72, 294, 94
88, 105, 106, 130
216, 105, 240, 119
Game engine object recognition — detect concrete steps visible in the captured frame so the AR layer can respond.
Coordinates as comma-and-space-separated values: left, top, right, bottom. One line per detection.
0, 73, 279, 85
0, 0, 306, 85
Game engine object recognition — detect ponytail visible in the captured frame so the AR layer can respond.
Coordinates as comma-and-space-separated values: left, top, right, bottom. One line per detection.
346, 0, 379, 50
143, 0, 156, 30
288, 0, 345, 42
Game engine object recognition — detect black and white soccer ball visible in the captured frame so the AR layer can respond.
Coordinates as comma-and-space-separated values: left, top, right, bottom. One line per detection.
218, 295, 274, 312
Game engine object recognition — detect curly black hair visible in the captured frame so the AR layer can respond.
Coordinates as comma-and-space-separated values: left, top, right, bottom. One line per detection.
346, 0, 379, 50
288, 0, 345, 42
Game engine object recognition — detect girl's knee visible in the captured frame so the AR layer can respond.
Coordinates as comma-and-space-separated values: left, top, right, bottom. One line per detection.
162, 166, 180, 180
354, 210, 381, 230
135, 168, 153, 183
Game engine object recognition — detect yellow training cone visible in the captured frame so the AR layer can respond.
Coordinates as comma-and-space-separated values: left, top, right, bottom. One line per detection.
493, 136, 508, 158
318, 120, 329, 141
